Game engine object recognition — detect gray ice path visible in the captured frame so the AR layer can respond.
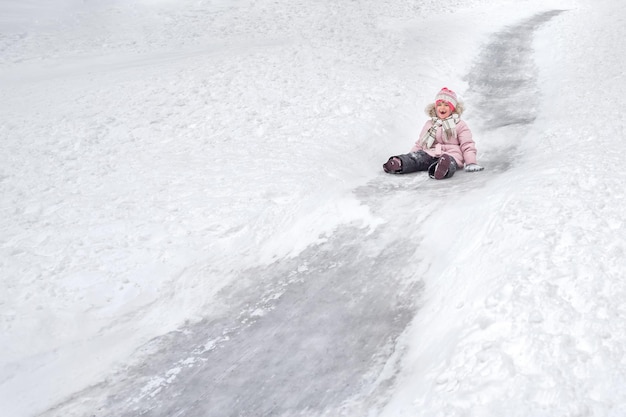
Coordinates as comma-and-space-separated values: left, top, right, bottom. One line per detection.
465, 10, 564, 169
41, 10, 563, 417
43, 191, 426, 417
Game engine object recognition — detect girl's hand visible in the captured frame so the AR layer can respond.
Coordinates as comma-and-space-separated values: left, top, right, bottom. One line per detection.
464, 163, 484, 172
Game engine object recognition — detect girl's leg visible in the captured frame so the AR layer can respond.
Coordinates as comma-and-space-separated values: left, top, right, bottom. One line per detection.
428, 154, 458, 179
383, 151, 437, 174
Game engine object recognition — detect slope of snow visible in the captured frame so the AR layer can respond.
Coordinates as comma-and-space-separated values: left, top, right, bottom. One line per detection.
1, 0, 624, 415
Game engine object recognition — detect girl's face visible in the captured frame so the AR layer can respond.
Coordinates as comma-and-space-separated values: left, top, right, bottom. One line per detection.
435, 100, 453, 119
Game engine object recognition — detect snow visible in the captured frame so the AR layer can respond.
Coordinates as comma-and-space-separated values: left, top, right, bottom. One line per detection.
1, 0, 625, 416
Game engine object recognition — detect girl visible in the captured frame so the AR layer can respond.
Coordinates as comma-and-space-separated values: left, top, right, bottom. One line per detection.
383, 87, 483, 179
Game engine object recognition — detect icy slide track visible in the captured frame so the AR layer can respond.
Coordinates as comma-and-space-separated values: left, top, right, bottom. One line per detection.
42, 11, 563, 417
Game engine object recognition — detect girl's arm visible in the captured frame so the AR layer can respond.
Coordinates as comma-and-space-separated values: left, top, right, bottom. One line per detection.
457, 122, 478, 165
410, 121, 431, 153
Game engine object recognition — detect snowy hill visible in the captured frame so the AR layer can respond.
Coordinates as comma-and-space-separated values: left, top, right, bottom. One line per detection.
1, 0, 625, 416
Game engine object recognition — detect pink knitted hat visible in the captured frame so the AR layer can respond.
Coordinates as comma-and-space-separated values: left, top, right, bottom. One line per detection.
435, 87, 458, 112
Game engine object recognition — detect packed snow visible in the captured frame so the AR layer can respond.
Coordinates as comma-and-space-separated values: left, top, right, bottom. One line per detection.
1, 0, 625, 416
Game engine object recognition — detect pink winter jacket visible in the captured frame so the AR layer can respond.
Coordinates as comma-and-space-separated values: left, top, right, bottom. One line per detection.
410, 119, 478, 168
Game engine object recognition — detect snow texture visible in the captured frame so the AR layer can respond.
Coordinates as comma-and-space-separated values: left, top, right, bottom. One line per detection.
1, 0, 625, 416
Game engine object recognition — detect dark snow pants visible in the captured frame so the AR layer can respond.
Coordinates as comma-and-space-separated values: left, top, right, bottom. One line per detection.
393, 151, 457, 179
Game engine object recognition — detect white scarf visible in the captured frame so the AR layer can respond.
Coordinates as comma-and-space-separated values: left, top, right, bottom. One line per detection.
420, 114, 460, 149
